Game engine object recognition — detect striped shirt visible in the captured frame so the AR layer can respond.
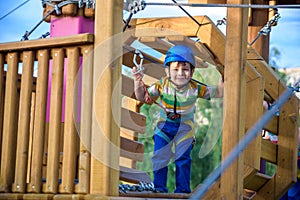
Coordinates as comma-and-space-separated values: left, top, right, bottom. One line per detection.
147, 77, 211, 121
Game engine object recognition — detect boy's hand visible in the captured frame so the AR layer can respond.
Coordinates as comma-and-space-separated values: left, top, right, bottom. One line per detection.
132, 66, 144, 82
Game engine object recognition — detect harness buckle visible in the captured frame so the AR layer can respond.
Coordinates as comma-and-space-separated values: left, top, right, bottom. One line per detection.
167, 112, 181, 120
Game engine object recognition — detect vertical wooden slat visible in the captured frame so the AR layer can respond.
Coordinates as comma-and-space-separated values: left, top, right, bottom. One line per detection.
27, 49, 50, 193
75, 46, 93, 194
0, 52, 19, 192
12, 51, 34, 193
59, 47, 80, 193
244, 64, 264, 170
90, 0, 122, 195
27, 92, 36, 183
0, 53, 5, 167
220, 0, 249, 199
275, 82, 299, 199
43, 48, 65, 194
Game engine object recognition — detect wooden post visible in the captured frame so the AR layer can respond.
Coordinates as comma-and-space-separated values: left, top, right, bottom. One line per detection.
248, 0, 269, 62
90, 0, 123, 195
0, 52, 19, 192
220, 0, 249, 199
12, 51, 34, 193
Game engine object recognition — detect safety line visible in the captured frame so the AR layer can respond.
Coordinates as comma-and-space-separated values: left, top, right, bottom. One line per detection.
189, 80, 300, 199
145, 2, 300, 9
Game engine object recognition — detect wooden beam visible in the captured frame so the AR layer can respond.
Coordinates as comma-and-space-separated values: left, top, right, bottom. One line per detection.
121, 108, 146, 134
244, 69, 264, 170
90, 0, 123, 195
263, 115, 278, 135
220, 0, 249, 199
247, 46, 281, 100
119, 166, 152, 184
247, 0, 270, 62
120, 137, 144, 162
261, 138, 277, 164
275, 83, 299, 199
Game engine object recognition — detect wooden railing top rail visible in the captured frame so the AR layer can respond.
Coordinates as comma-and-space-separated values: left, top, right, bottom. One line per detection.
0, 33, 94, 52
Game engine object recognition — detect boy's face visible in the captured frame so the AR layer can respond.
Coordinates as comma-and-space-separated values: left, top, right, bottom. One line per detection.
165, 61, 194, 89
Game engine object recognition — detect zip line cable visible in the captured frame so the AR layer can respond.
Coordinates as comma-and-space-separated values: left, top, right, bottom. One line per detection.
190, 81, 300, 200
145, 2, 300, 9
0, 0, 30, 21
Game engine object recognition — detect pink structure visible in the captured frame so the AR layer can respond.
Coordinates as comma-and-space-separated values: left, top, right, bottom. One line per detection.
46, 16, 94, 122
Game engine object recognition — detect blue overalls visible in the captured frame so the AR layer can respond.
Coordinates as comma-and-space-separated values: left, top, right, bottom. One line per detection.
152, 117, 194, 193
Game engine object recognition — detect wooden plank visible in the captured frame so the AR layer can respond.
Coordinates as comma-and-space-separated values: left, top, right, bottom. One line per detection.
74, 46, 93, 194
196, 16, 226, 66
260, 138, 277, 164
90, 0, 122, 195
120, 97, 140, 169
244, 70, 264, 170
244, 172, 272, 191
43, 48, 65, 193
120, 137, 144, 162
121, 108, 146, 133
119, 166, 151, 184
27, 49, 50, 193
247, 47, 281, 100
59, 47, 80, 194
138, 37, 170, 55
252, 176, 275, 200
121, 75, 135, 99
220, 0, 249, 198
0, 34, 94, 52
129, 17, 199, 37
275, 83, 299, 199
0, 52, 19, 192
263, 115, 278, 135
12, 51, 34, 193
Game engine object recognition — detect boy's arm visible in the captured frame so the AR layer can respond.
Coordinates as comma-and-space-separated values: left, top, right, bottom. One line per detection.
133, 67, 147, 102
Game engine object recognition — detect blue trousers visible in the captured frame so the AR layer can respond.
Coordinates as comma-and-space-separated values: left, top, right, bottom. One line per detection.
152, 120, 194, 193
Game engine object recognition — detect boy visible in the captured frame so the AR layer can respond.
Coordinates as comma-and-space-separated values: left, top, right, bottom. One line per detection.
133, 45, 223, 193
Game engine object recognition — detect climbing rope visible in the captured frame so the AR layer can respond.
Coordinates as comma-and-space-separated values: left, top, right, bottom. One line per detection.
249, 13, 281, 45
119, 182, 159, 193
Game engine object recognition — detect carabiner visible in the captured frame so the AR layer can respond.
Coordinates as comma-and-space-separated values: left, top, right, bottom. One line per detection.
133, 49, 144, 75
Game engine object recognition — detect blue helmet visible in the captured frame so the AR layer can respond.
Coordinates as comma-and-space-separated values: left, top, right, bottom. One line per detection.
164, 45, 196, 68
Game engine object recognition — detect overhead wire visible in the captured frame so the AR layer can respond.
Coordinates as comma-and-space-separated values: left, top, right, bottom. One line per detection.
0, 0, 30, 21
